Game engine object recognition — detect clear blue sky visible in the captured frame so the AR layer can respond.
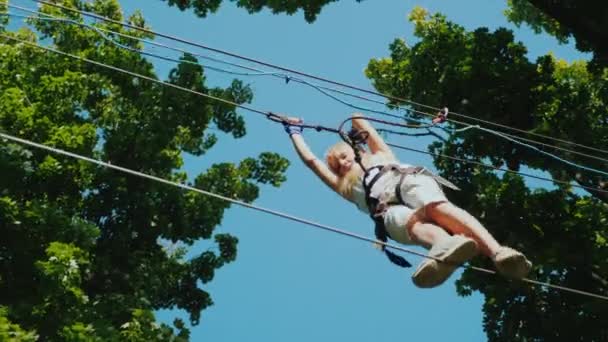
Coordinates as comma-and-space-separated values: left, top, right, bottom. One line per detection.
14, 0, 584, 340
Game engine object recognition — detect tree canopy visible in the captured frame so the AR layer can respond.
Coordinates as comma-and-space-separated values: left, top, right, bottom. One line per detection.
3, 0, 608, 340
0, 0, 288, 340
366, 7, 608, 341
505, 0, 608, 66
158, 0, 362, 23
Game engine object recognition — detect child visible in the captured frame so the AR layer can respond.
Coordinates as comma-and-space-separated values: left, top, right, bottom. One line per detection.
283, 113, 532, 288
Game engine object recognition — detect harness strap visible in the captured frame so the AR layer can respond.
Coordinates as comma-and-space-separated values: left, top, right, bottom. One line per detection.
362, 165, 384, 208
363, 165, 413, 268
344, 134, 412, 267
372, 215, 412, 268
363, 164, 459, 269
395, 172, 408, 206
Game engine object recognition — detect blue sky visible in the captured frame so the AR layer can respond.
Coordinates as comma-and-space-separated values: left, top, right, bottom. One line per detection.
12, 0, 586, 340
118, 1, 584, 341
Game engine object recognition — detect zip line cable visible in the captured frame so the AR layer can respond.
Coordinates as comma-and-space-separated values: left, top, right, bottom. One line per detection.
385, 142, 608, 194
0, 34, 270, 116
2, 32, 606, 193
1, 130, 607, 301
337, 117, 608, 179
475, 126, 608, 178
2, 33, 608, 299
2, 12, 286, 77
30, 0, 608, 157
2, 5, 429, 127
7, 6, 608, 166
337, 116, 608, 193
10, 6, 608, 168
4, 20, 608, 182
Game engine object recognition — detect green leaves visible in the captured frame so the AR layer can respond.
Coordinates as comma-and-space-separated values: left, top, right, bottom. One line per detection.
0, 1, 289, 340
36, 242, 91, 306
210, 79, 252, 139
160, 0, 362, 23
505, 0, 568, 43
239, 152, 290, 187
505, 0, 608, 63
367, 6, 608, 340
0, 307, 38, 342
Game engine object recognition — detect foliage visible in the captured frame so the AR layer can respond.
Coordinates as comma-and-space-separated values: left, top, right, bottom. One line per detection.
505, 0, 569, 43
0, 0, 288, 340
366, 7, 608, 341
159, 0, 362, 23
0, 308, 39, 342
505, 0, 608, 66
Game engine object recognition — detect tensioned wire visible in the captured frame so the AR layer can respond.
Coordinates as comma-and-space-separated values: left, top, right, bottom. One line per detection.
8, 4, 608, 168
23, 1, 608, 161
5, 12, 608, 183
6, 9, 608, 180
1, 130, 607, 301
7, 4, 408, 114
1, 33, 607, 195
29, 0, 608, 157
1, 5, 436, 127
2, 33, 608, 301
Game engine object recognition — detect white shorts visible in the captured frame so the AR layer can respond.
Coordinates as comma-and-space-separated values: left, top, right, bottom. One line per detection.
382, 174, 448, 244
399, 173, 448, 209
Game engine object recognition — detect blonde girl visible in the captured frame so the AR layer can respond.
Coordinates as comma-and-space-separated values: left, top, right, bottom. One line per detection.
283, 113, 532, 288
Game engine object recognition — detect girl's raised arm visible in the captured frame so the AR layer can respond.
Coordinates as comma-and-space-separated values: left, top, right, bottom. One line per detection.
351, 113, 392, 155
285, 120, 340, 193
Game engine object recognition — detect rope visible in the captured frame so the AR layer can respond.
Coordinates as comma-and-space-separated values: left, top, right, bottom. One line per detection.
6, 7, 608, 165
2, 6, 428, 126
336, 115, 608, 193
475, 126, 608, 177
1, 131, 607, 300
1, 26, 608, 300
30, 0, 608, 157
2, 33, 606, 193
337, 116, 608, 179
386, 142, 608, 194
0, 33, 271, 118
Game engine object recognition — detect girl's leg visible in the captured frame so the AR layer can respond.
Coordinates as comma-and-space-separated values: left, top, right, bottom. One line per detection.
425, 201, 532, 278
404, 213, 478, 288
407, 220, 451, 249
424, 201, 501, 257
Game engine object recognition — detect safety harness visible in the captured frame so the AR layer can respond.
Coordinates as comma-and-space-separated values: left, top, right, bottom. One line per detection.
347, 130, 460, 268
363, 164, 420, 268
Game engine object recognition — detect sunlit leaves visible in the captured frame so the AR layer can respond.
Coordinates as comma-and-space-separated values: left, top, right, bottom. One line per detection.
160, 0, 363, 23
0, 307, 38, 342
366, 7, 608, 340
505, 0, 568, 43
0, 0, 289, 340
505, 0, 608, 59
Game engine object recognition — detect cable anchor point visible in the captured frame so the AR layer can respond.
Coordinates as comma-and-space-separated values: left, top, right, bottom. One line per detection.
432, 107, 449, 124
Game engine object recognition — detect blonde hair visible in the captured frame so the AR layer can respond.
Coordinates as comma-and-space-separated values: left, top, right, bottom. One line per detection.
325, 141, 395, 199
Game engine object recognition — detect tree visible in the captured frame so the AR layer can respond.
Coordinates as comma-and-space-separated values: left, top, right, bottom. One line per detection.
0, 0, 288, 340
159, 0, 362, 23
366, 7, 608, 341
505, 0, 608, 66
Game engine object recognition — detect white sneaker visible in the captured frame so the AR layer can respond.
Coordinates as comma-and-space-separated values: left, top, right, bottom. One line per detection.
493, 246, 532, 279
412, 235, 478, 288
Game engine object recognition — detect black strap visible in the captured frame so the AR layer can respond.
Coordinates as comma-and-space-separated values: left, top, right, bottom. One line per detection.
362, 165, 385, 209
373, 216, 412, 268
394, 166, 424, 208
365, 168, 412, 269
344, 131, 411, 267
395, 172, 408, 207
384, 249, 412, 267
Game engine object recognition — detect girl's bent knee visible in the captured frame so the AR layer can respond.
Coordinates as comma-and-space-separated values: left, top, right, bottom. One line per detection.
423, 200, 450, 218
